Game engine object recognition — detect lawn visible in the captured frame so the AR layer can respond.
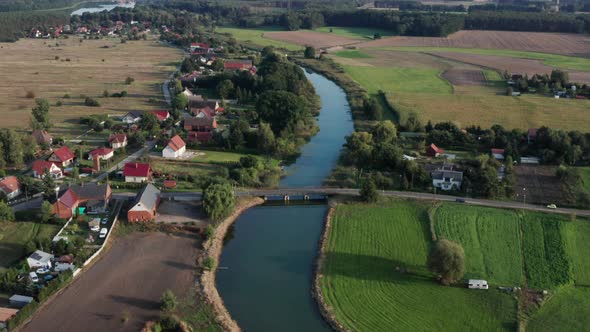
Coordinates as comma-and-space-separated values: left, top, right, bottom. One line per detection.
527, 286, 590, 331
315, 26, 396, 40
566, 220, 590, 286
190, 150, 279, 166
321, 199, 517, 331
579, 167, 590, 193
215, 26, 303, 51
333, 50, 372, 59
0, 221, 60, 272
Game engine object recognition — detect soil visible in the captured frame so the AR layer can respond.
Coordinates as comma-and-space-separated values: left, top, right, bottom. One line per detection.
264, 30, 361, 49
156, 200, 208, 225
442, 69, 486, 86
514, 165, 567, 206
20, 232, 200, 332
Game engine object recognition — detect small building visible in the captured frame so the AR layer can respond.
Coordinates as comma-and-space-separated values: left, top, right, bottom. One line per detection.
223, 59, 253, 71
150, 110, 170, 122
54, 263, 75, 272
191, 106, 215, 118
162, 135, 186, 159
491, 148, 505, 161
127, 183, 161, 222
31, 160, 62, 179
53, 183, 112, 219
426, 143, 444, 158
467, 279, 489, 290
123, 163, 152, 183
0, 307, 18, 329
109, 133, 128, 150
431, 167, 463, 191
0, 176, 20, 200
32, 130, 52, 146
48, 146, 75, 167
122, 111, 142, 124
520, 156, 540, 165
88, 147, 114, 161
184, 117, 217, 132
9, 295, 33, 309
26, 250, 53, 269
527, 128, 538, 144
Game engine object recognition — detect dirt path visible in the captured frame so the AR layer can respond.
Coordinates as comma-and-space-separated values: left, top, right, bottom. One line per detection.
21, 232, 199, 332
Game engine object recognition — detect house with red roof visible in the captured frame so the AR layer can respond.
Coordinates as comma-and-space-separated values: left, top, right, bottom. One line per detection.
109, 133, 128, 150
191, 106, 215, 119
123, 163, 153, 183
88, 147, 114, 161
223, 59, 253, 71
48, 146, 75, 167
32, 160, 62, 179
150, 110, 170, 122
0, 176, 20, 200
426, 143, 444, 158
53, 183, 112, 220
491, 148, 505, 160
162, 135, 186, 159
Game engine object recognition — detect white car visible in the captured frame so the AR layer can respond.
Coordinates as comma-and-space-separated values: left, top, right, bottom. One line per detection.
90, 225, 100, 232
99, 228, 108, 239
29, 272, 39, 283
547, 204, 557, 209
36, 267, 50, 274
101, 218, 108, 225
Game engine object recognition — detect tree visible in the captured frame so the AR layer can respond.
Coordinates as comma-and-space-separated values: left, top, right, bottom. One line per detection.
41, 169, 56, 200
160, 289, 177, 312
506, 87, 513, 96
239, 155, 259, 169
84, 97, 100, 107
428, 239, 465, 285
174, 80, 183, 94
216, 80, 234, 99
211, 59, 224, 71
360, 178, 379, 203
0, 201, 14, 221
171, 93, 187, 111
371, 121, 397, 144
180, 58, 194, 73
140, 112, 159, 134
40, 200, 54, 223
256, 91, 310, 135
202, 181, 235, 221
257, 122, 276, 155
373, 32, 382, 39
304, 46, 316, 59
0, 129, 23, 165
31, 98, 51, 129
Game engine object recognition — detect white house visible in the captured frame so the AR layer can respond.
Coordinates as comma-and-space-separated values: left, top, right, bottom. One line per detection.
162, 135, 186, 159
431, 166, 463, 191
0, 176, 20, 200
467, 279, 489, 290
26, 250, 54, 269
123, 163, 152, 183
121, 111, 142, 124
109, 133, 128, 150
88, 147, 114, 161
31, 160, 63, 179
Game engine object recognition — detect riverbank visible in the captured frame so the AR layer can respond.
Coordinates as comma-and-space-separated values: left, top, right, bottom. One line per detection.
199, 197, 265, 332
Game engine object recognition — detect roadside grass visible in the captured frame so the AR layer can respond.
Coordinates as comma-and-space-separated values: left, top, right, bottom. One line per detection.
382, 46, 590, 72
315, 26, 395, 40
333, 50, 372, 59
566, 220, 590, 286
321, 199, 517, 331
215, 26, 303, 51
579, 167, 590, 193
527, 286, 590, 331
0, 222, 60, 272
434, 204, 524, 285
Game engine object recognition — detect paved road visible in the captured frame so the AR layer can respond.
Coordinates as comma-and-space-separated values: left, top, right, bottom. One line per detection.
93, 141, 155, 183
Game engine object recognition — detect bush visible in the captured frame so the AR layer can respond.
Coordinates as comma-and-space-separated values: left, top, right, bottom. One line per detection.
160, 289, 177, 312
25, 91, 35, 99
84, 97, 100, 107
205, 225, 215, 240
203, 257, 216, 271
125, 76, 135, 85
159, 314, 180, 330
428, 239, 465, 285
63, 93, 70, 99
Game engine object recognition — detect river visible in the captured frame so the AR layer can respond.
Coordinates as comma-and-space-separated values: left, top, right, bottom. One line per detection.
216, 70, 354, 331
71, 2, 135, 16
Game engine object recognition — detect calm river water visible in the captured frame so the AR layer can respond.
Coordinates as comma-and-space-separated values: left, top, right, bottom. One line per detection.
71, 2, 135, 16
216, 70, 353, 331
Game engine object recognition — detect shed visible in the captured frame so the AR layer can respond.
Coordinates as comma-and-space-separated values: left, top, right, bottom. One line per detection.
9, 295, 34, 308
26, 250, 53, 269
467, 279, 488, 290
0, 307, 18, 328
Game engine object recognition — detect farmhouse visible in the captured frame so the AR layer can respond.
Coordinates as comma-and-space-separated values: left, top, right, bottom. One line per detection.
32, 130, 52, 146
426, 143, 444, 158
88, 147, 114, 161
151, 110, 170, 122
491, 148, 505, 160
184, 117, 217, 132
431, 165, 463, 191
224, 59, 253, 71
48, 146, 75, 167
162, 135, 186, 159
27, 250, 53, 269
109, 133, 128, 149
122, 111, 142, 124
0, 176, 20, 200
187, 95, 219, 110
123, 163, 152, 183
0, 307, 18, 329
53, 183, 112, 219
31, 160, 62, 179
127, 184, 161, 222
8, 295, 33, 309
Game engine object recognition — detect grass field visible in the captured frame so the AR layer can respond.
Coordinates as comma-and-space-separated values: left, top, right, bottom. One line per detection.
321, 199, 517, 331
0, 221, 60, 272
566, 221, 590, 286
333, 50, 372, 59
580, 167, 590, 193
527, 287, 590, 331
0, 37, 181, 137
315, 26, 395, 40
216, 27, 303, 51
190, 150, 278, 166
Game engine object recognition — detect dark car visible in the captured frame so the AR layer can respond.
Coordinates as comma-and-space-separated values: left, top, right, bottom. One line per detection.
455, 198, 466, 203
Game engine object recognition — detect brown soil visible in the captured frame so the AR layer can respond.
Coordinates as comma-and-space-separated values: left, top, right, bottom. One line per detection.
357, 30, 590, 57
442, 69, 486, 86
265, 30, 360, 49
21, 232, 199, 332
514, 165, 567, 206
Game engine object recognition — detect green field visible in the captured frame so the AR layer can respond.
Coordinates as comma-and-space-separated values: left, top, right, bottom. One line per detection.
315, 26, 396, 40
190, 150, 278, 166
321, 200, 517, 331
383, 47, 590, 72
580, 167, 590, 193
333, 50, 372, 59
527, 287, 590, 331
0, 222, 60, 272
215, 27, 303, 51
566, 221, 590, 286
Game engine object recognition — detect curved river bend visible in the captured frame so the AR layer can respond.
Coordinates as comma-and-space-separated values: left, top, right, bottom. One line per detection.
216, 70, 354, 331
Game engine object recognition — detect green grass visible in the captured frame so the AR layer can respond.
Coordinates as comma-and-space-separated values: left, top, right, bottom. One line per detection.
216, 26, 303, 51
0, 222, 60, 272
567, 220, 590, 286
579, 167, 590, 193
434, 204, 524, 285
527, 286, 590, 332
191, 150, 278, 166
382, 47, 590, 72
333, 50, 372, 59
315, 26, 396, 40
321, 199, 517, 331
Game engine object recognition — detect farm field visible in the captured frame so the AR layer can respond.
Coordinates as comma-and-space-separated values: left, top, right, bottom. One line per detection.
264, 30, 359, 49
0, 37, 181, 137
527, 287, 590, 331
216, 27, 303, 51
566, 220, 590, 286
0, 221, 60, 272
314, 26, 396, 40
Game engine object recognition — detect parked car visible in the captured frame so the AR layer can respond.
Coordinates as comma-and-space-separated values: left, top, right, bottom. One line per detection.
90, 225, 100, 232
547, 204, 557, 209
99, 228, 108, 239
101, 218, 108, 225
29, 272, 39, 283
44, 275, 54, 282
36, 267, 50, 274
455, 198, 466, 203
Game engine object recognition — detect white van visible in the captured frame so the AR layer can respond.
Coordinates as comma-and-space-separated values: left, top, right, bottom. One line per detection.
99, 228, 108, 239
467, 279, 489, 290
29, 272, 39, 283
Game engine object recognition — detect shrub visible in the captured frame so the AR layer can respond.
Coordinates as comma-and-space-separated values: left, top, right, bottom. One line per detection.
428, 239, 465, 285
84, 97, 100, 107
25, 91, 35, 99
56, 100, 63, 106
63, 93, 70, 99
160, 289, 178, 312
125, 76, 135, 85
205, 225, 215, 240
203, 257, 216, 271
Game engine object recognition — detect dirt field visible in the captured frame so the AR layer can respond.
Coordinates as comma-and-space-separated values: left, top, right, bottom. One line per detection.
264, 30, 361, 48
0, 37, 181, 137
156, 200, 208, 225
433, 51, 590, 84
356, 30, 590, 57
514, 165, 567, 206
441, 69, 486, 86
21, 232, 199, 332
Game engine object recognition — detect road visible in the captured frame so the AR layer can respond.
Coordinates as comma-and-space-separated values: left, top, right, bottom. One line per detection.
92, 141, 155, 183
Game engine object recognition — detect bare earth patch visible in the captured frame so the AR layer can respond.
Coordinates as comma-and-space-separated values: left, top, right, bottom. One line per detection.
265, 30, 361, 49
514, 165, 567, 206
356, 30, 590, 57
442, 69, 486, 86
156, 200, 208, 225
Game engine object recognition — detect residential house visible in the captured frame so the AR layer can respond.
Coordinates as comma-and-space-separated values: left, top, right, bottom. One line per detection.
162, 135, 186, 159
127, 183, 161, 222
191, 106, 215, 118
426, 143, 444, 158
151, 110, 170, 122
491, 148, 505, 160
32, 160, 62, 179
53, 183, 112, 219
48, 146, 75, 167
122, 111, 143, 124
527, 128, 538, 144
184, 117, 217, 132
223, 59, 253, 71
190, 42, 210, 53
188, 131, 213, 143
26, 250, 54, 269
0, 176, 20, 200
109, 133, 128, 150
123, 163, 152, 183
32, 130, 52, 146
187, 95, 219, 111
431, 165, 463, 191
88, 147, 114, 161
182, 88, 194, 97
0, 307, 18, 329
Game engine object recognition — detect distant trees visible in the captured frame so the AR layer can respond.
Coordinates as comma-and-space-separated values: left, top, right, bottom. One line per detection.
256, 90, 311, 135
304, 46, 316, 59
216, 79, 234, 99
31, 98, 51, 130
202, 179, 235, 221
84, 97, 100, 107
428, 239, 465, 285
